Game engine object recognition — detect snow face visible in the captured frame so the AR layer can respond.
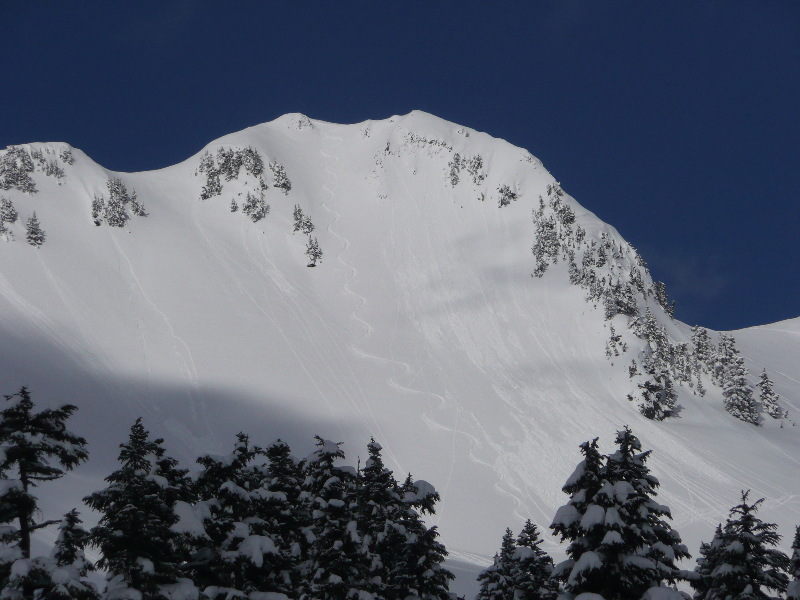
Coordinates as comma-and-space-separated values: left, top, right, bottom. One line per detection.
0, 112, 799, 594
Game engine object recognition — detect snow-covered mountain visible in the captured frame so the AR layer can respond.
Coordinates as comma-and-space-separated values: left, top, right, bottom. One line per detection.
1, 111, 798, 594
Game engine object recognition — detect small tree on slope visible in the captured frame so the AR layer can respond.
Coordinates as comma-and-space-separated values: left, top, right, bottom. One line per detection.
84, 418, 195, 600
24, 213, 45, 247
723, 357, 759, 425
0, 387, 89, 600
691, 491, 789, 600
757, 370, 788, 420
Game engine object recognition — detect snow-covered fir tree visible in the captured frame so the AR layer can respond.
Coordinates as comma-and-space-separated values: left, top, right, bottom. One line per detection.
191, 433, 289, 600
263, 440, 308, 593
230, 199, 238, 212
477, 529, 517, 600
91, 196, 105, 226
24, 213, 45, 247
301, 437, 370, 600
0, 198, 17, 224
757, 370, 788, 420
722, 357, 759, 425
306, 236, 322, 267
0, 387, 89, 600
515, 521, 557, 600
354, 439, 400, 600
635, 371, 677, 421
84, 418, 197, 600
605, 427, 689, 587
691, 326, 714, 374
691, 491, 789, 600
293, 205, 314, 235
241, 191, 269, 222
385, 475, 452, 600
551, 430, 688, 600
788, 526, 800, 600
270, 162, 291, 194
550, 438, 605, 596
713, 333, 739, 386
38, 509, 99, 600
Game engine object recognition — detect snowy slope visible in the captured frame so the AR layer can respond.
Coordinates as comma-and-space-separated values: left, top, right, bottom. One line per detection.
0, 112, 798, 593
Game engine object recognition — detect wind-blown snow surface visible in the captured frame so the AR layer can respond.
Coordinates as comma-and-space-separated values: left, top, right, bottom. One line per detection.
1, 112, 798, 594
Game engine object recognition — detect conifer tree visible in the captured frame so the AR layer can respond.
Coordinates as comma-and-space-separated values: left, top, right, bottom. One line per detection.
84, 418, 195, 600
551, 430, 688, 600
788, 526, 800, 600
757, 370, 788, 420
605, 427, 689, 588
723, 357, 759, 425
191, 433, 288, 600
477, 529, 517, 600
636, 371, 677, 421
515, 520, 557, 600
0, 387, 89, 600
691, 491, 789, 600
550, 438, 605, 594
691, 326, 714, 374
306, 236, 322, 267
692, 524, 725, 600
293, 205, 303, 233
713, 333, 739, 386
264, 439, 308, 584
301, 437, 369, 600
0, 198, 17, 224
355, 439, 401, 599
25, 213, 45, 247
39, 509, 99, 600
385, 475, 452, 600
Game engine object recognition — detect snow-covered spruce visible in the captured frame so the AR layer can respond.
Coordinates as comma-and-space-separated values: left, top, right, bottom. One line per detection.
477, 522, 556, 600
550, 428, 688, 600
292, 205, 314, 235
0, 387, 89, 600
25, 213, 45, 247
305, 236, 322, 267
788, 525, 800, 600
84, 419, 198, 600
691, 491, 789, 600
757, 370, 788, 421
188, 433, 292, 600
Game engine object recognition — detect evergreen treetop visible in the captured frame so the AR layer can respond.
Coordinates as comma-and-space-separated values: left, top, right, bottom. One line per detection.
691, 491, 789, 600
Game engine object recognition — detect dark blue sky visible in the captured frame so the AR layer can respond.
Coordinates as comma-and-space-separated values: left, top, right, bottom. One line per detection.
3, 2, 798, 330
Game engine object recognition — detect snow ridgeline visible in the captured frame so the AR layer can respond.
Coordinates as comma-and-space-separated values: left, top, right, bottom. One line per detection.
0, 387, 454, 600
0, 120, 790, 428
477, 428, 800, 600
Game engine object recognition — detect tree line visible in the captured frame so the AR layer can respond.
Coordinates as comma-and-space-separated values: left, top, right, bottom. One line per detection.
0, 387, 452, 600
478, 427, 800, 600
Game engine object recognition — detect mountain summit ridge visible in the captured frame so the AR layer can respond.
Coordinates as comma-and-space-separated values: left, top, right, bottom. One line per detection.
0, 113, 797, 584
